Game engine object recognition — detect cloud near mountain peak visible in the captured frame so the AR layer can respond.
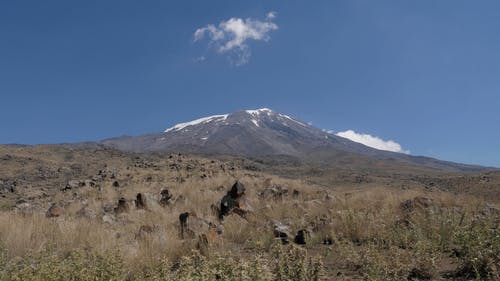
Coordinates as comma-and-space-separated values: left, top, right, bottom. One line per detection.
335, 130, 410, 154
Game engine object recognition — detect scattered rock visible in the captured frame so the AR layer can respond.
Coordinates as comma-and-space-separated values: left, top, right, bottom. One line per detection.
0, 179, 16, 193
46, 203, 64, 217
63, 180, 82, 191
179, 212, 190, 237
179, 212, 218, 240
112, 180, 120, 187
134, 192, 161, 211
294, 229, 309, 245
62, 179, 97, 191
135, 193, 147, 209
114, 197, 129, 214
219, 181, 252, 219
273, 221, 291, 244
159, 189, 172, 206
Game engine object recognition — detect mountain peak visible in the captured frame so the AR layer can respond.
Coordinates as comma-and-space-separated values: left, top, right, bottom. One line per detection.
164, 114, 228, 133
164, 108, 304, 133
244, 108, 273, 115
102, 108, 487, 171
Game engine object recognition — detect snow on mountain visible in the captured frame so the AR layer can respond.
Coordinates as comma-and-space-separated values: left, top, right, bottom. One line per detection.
101, 108, 486, 171
165, 114, 228, 133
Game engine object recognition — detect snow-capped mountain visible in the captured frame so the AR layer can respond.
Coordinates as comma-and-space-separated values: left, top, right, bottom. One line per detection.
101, 108, 484, 171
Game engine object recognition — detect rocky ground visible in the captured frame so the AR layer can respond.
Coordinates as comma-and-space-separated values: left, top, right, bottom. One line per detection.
0, 144, 498, 280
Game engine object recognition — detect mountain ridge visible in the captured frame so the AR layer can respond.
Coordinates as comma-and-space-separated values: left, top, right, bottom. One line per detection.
101, 108, 491, 172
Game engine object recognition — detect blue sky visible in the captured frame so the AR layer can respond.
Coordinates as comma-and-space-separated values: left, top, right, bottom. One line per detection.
1, 0, 499, 167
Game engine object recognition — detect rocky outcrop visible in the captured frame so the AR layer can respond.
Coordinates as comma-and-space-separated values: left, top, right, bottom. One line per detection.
219, 181, 252, 219
179, 212, 221, 240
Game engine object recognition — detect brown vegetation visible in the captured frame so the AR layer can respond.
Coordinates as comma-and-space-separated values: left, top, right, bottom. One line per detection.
0, 145, 498, 280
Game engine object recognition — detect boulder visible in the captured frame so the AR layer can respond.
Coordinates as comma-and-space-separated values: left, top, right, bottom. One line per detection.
114, 197, 129, 214
46, 203, 64, 218
219, 181, 252, 219
159, 189, 173, 206
179, 212, 219, 240
135, 193, 147, 209
294, 229, 309, 245
273, 221, 291, 244
134, 192, 161, 211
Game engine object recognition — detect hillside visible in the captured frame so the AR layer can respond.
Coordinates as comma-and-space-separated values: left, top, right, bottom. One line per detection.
0, 144, 498, 280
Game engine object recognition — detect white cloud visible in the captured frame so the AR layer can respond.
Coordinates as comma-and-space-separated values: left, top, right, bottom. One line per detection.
193, 13, 278, 65
266, 11, 277, 19
334, 130, 410, 154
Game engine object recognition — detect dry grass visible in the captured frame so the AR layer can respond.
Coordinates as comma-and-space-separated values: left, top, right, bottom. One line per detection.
0, 146, 498, 280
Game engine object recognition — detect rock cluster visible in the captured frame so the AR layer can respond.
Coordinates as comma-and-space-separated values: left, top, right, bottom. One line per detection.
218, 181, 252, 219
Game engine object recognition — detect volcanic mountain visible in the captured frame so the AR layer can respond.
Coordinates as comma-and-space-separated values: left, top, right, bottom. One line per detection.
102, 108, 486, 171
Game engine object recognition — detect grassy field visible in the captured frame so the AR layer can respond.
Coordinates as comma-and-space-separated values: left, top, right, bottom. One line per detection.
0, 145, 498, 280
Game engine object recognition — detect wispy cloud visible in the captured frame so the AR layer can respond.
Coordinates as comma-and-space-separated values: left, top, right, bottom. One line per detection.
334, 129, 410, 154
193, 12, 278, 65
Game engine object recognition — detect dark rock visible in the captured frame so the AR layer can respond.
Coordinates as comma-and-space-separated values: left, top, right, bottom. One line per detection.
63, 180, 83, 191
179, 212, 190, 238
273, 221, 291, 244
294, 229, 309, 245
159, 189, 172, 206
219, 181, 252, 219
323, 237, 333, 245
179, 212, 217, 240
135, 193, 147, 209
84, 179, 97, 188
229, 181, 245, 197
114, 197, 129, 214
112, 180, 120, 187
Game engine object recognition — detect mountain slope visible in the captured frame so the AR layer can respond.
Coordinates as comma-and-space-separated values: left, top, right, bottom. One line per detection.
101, 108, 488, 172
